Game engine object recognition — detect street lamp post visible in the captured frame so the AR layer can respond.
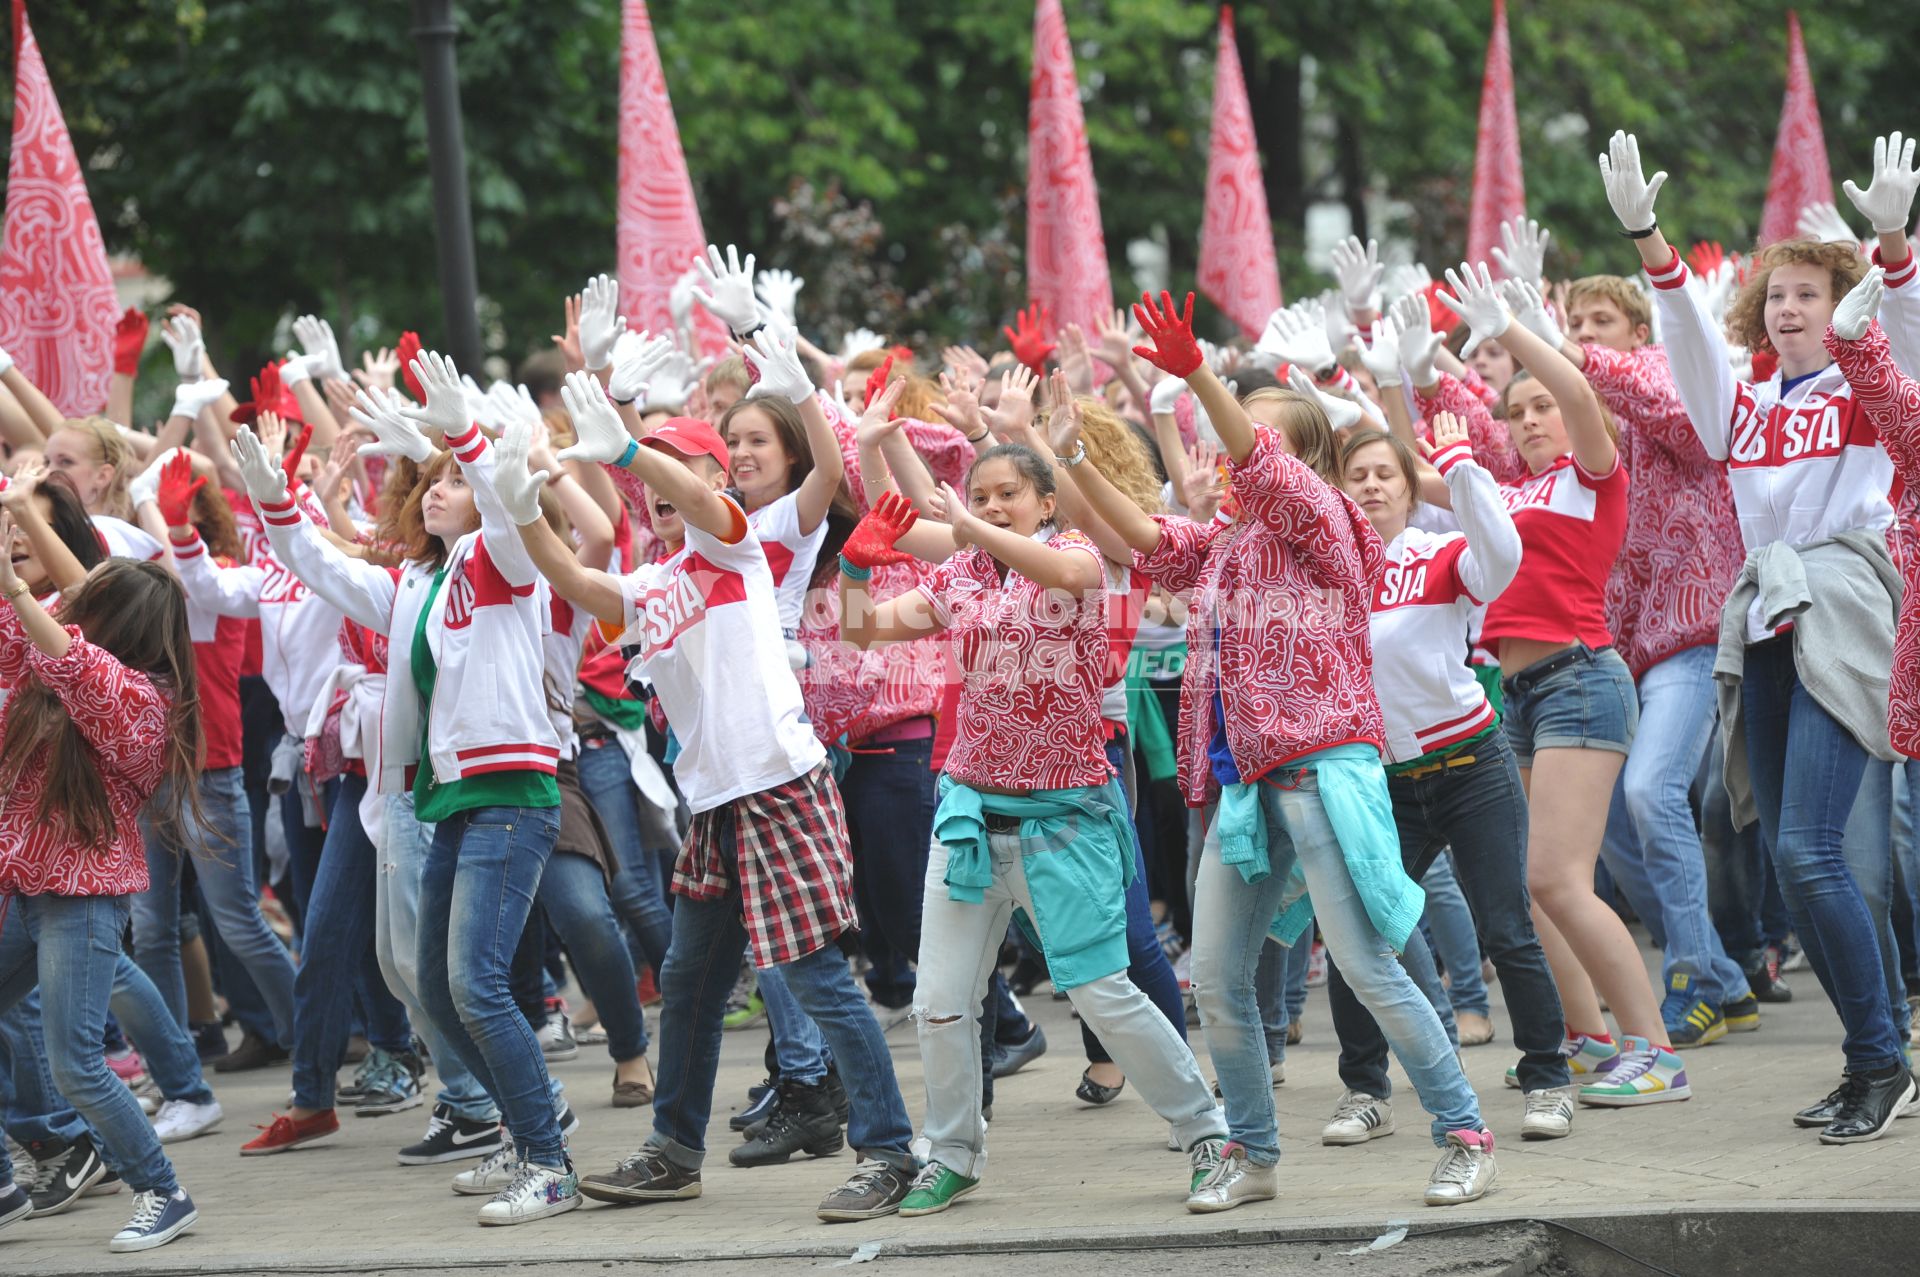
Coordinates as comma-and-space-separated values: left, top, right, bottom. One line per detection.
410, 0, 483, 372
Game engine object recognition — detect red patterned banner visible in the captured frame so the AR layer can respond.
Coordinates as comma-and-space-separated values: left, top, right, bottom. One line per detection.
1465, 0, 1524, 272
1758, 11, 1833, 246
616, 0, 725, 352
0, 0, 118, 416
1197, 7, 1281, 339
1026, 0, 1112, 337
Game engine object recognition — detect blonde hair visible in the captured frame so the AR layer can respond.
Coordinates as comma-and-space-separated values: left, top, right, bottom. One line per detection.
1238, 388, 1340, 484
892, 374, 943, 423
704, 355, 750, 400
1726, 239, 1867, 355
1567, 275, 1652, 333
1068, 396, 1162, 514
55, 416, 135, 519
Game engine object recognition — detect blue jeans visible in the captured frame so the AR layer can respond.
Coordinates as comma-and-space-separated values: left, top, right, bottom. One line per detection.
577, 737, 675, 977
376, 793, 495, 1122
111, 954, 216, 1105
1421, 855, 1489, 1017
537, 850, 647, 1063
1193, 769, 1482, 1163
1841, 760, 1908, 1038
418, 805, 565, 1168
1597, 645, 1747, 1006
758, 964, 830, 1084
0, 895, 177, 1194
0, 994, 87, 1147
134, 766, 296, 1045
1700, 730, 1770, 969
648, 807, 913, 1171
1891, 760, 1920, 986
1740, 637, 1904, 1072
842, 733, 936, 993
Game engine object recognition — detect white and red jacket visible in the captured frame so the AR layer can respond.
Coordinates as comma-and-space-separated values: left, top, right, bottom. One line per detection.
1579, 342, 1745, 676
1370, 442, 1522, 764
213, 487, 346, 738
256, 422, 559, 793
1647, 248, 1895, 642
1135, 426, 1386, 807
163, 530, 249, 770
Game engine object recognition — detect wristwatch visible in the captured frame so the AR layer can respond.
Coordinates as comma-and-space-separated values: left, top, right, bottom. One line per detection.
1056, 443, 1088, 469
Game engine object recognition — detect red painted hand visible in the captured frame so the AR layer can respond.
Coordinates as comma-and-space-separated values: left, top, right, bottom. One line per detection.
842, 491, 920, 569
1130, 291, 1203, 378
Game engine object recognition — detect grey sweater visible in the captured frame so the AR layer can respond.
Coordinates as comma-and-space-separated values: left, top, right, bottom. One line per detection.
1713, 529, 1904, 828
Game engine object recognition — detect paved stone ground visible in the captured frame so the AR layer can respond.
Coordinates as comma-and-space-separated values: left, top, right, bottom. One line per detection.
7, 941, 1919, 1275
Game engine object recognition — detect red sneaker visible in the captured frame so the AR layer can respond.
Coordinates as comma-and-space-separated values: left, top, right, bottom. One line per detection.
239, 1111, 339, 1156
637, 969, 661, 1007
105, 1047, 146, 1083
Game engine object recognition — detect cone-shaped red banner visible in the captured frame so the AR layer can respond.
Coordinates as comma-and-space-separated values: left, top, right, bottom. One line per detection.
1465, 0, 1524, 271
1758, 11, 1833, 246
1026, 0, 1112, 337
616, 0, 725, 352
0, 0, 118, 415
1197, 7, 1281, 339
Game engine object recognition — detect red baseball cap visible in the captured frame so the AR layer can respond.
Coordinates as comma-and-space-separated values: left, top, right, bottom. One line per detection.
642, 416, 731, 473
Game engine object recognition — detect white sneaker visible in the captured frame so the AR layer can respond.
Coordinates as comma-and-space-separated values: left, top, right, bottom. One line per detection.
539, 1014, 578, 1062
451, 1139, 517, 1196
1521, 1089, 1574, 1140
1424, 1128, 1497, 1205
477, 1161, 580, 1226
1322, 1091, 1395, 1145
1271, 1060, 1286, 1086
1185, 1141, 1277, 1213
151, 1099, 223, 1144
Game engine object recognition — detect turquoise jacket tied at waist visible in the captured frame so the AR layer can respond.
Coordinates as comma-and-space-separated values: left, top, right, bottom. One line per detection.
932, 775, 1135, 991
1214, 743, 1424, 954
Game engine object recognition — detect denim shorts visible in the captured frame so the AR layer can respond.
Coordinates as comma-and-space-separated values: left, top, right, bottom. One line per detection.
1500, 643, 1638, 768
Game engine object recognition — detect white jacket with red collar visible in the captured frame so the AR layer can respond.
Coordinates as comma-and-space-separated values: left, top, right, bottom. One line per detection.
255, 421, 559, 793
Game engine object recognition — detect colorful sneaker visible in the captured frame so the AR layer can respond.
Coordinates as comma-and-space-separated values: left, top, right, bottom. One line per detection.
1722, 993, 1761, 1033
239, 1110, 340, 1155
1186, 1136, 1225, 1191
1185, 1140, 1276, 1213
356, 1052, 425, 1116
452, 1142, 519, 1195
108, 1187, 197, 1252
1306, 940, 1329, 988
1505, 1033, 1620, 1089
337, 1047, 389, 1105
477, 1161, 580, 1225
1750, 950, 1793, 1003
398, 1105, 504, 1165
898, 1161, 979, 1217
1578, 1036, 1691, 1107
1521, 1089, 1574, 1140
1425, 1128, 1497, 1205
578, 1148, 702, 1203
1663, 966, 1727, 1047
1322, 1091, 1394, 1145
723, 992, 766, 1032
105, 1046, 146, 1083
817, 1158, 914, 1222
152, 1098, 224, 1144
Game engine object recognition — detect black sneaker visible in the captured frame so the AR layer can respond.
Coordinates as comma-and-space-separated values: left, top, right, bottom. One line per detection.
817, 1157, 913, 1222
30, 1131, 105, 1215
1723, 993, 1761, 1033
1794, 1079, 1848, 1128
1748, 952, 1793, 1004
579, 1149, 702, 1203
730, 1076, 779, 1132
989, 1023, 1048, 1078
88, 1168, 123, 1197
1820, 1066, 1918, 1144
397, 1103, 505, 1165
824, 1064, 850, 1124
730, 1079, 844, 1167
0, 1183, 31, 1231
191, 1020, 228, 1062
214, 1031, 290, 1073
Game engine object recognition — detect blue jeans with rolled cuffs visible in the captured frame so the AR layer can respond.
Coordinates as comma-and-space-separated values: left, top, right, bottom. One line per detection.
576, 737, 675, 978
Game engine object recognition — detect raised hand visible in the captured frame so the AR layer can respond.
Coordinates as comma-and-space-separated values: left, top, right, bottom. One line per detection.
929, 371, 984, 439
1130, 290, 1204, 378
1439, 262, 1511, 353
1493, 216, 1551, 287
114, 309, 149, 377
1043, 370, 1084, 456
690, 243, 759, 332
492, 413, 553, 526
230, 426, 290, 504
754, 268, 804, 326
1391, 293, 1443, 387
551, 293, 585, 373
984, 364, 1040, 437
644, 349, 702, 414
1092, 307, 1140, 371
857, 377, 909, 448
1004, 302, 1057, 372
1288, 364, 1363, 432
1798, 200, 1860, 246
1430, 410, 1472, 453
1148, 373, 1188, 416
1057, 322, 1094, 391
128, 446, 176, 512
861, 353, 897, 412
1832, 265, 1886, 341
1182, 438, 1226, 521
927, 481, 982, 550
841, 491, 920, 569
1500, 278, 1562, 347
293, 315, 346, 381
486, 381, 543, 433
161, 315, 205, 383
1320, 291, 1361, 356
609, 331, 677, 406
1598, 130, 1667, 234
838, 327, 885, 361
348, 387, 433, 463
169, 376, 230, 422
577, 274, 622, 372
669, 266, 700, 334
400, 351, 475, 438
941, 344, 990, 384
1699, 262, 1740, 327
1381, 261, 1432, 307
557, 369, 632, 466
1844, 132, 1920, 235
744, 323, 814, 405
356, 346, 400, 392
1359, 315, 1405, 389
1252, 300, 1334, 374
1330, 235, 1384, 315
155, 450, 207, 527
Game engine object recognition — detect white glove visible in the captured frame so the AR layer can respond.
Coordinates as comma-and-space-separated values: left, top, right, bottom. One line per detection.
1358, 316, 1404, 389
1439, 262, 1511, 354
169, 376, 230, 422
486, 381, 542, 433
1501, 278, 1562, 347
348, 386, 433, 463
1255, 303, 1336, 374
1148, 375, 1188, 415
278, 352, 321, 386
754, 268, 805, 326
609, 331, 676, 406
461, 375, 498, 430
1798, 200, 1860, 246
292, 315, 345, 381
837, 327, 885, 361
1391, 292, 1442, 388
578, 273, 622, 372
492, 414, 552, 526
230, 426, 290, 504
1698, 263, 1740, 328
1492, 216, 1551, 287
689, 243, 759, 332
645, 351, 701, 413
557, 369, 633, 466
1832, 265, 1886, 341
1727, 344, 1754, 383
161, 317, 203, 383
129, 447, 182, 511
1380, 261, 1432, 308
668, 267, 699, 333
744, 323, 813, 405
1843, 132, 1920, 235
1287, 364, 1363, 432
0, 345, 13, 379
1320, 291, 1360, 355
399, 351, 476, 440
1329, 235, 1383, 315
1598, 130, 1667, 234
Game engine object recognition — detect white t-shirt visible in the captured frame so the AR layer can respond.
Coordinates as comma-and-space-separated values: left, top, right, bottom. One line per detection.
92, 514, 163, 561
619, 497, 825, 813
746, 490, 829, 633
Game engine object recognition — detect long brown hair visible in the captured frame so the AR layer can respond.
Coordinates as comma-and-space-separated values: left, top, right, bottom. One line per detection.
390, 450, 466, 567
717, 398, 861, 583
0, 559, 205, 849
192, 482, 244, 563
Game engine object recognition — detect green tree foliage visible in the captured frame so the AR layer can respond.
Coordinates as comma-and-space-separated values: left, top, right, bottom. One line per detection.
6, 0, 1917, 371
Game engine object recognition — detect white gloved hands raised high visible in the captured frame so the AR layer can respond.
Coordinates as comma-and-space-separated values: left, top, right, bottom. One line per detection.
1501, 278, 1562, 348
292, 315, 346, 381
754, 269, 804, 327
1329, 235, 1383, 316
161, 316, 204, 383
1390, 292, 1443, 388
744, 323, 814, 406
492, 412, 552, 527
557, 368, 634, 466
1439, 262, 1512, 355
1798, 201, 1861, 246
230, 426, 290, 505
348, 385, 434, 463
689, 243, 759, 332
1492, 216, 1551, 287
1832, 265, 1886, 342
1287, 364, 1363, 432
1842, 132, 1920, 236
1598, 130, 1667, 235
1358, 315, 1405, 390
578, 274, 622, 372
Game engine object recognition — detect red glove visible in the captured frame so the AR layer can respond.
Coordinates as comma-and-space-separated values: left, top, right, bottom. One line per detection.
841, 491, 919, 569
1688, 241, 1726, 279
114, 308, 149, 377
1003, 304, 1056, 373
156, 451, 207, 529
397, 330, 424, 401
281, 421, 316, 489
1130, 291, 1203, 378
862, 353, 895, 412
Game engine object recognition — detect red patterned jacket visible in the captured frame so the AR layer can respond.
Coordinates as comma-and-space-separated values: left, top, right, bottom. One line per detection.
1415, 374, 1525, 484
0, 604, 172, 896
1581, 343, 1746, 676
1826, 323, 1920, 758
1135, 427, 1386, 807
